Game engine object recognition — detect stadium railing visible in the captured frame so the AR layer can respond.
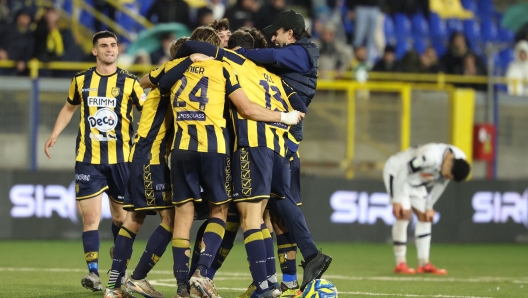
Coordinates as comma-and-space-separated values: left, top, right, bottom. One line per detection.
0, 60, 519, 179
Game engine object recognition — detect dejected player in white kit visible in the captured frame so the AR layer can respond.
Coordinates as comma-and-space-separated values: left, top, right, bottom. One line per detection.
383, 143, 470, 275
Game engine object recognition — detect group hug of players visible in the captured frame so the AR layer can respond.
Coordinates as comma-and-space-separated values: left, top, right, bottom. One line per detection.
45, 10, 332, 298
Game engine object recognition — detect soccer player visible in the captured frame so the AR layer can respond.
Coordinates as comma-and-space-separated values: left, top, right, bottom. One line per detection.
44, 31, 144, 292
103, 37, 193, 298
383, 143, 471, 275
175, 29, 308, 297
209, 18, 231, 48
226, 31, 307, 298
158, 26, 303, 298
234, 10, 331, 291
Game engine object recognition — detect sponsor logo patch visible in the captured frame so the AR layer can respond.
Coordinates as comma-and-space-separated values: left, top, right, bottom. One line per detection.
88, 108, 118, 132
176, 111, 206, 121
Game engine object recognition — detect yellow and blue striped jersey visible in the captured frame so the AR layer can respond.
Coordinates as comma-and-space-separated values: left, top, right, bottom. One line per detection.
160, 60, 240, 154
67, 67, 144, 164
130, 58, 192, 164
222, 50, 295, 157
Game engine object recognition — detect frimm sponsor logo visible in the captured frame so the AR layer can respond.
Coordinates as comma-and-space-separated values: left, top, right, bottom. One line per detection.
9, 182, 112, 223
472, 190, 528, 227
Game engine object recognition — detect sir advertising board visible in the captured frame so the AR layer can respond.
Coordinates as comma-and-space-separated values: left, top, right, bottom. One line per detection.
2, 171, 528, 242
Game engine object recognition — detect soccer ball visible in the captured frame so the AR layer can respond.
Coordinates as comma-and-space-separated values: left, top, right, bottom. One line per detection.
302, 279, 338, 298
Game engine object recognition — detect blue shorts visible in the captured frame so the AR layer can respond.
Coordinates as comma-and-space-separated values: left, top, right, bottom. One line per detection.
232, 147, 290, 202
74, 162, 129, 203
287, 150, 302, 206
124, 162, 173, 211
170, 149, 231, 206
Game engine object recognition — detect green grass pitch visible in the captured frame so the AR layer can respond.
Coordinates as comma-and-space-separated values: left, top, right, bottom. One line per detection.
0, 241, 527, 297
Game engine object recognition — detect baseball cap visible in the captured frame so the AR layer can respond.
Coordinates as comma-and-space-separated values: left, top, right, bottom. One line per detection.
263, 10, 306, 34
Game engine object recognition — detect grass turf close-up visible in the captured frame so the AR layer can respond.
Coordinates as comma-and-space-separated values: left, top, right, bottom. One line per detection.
0, 241, 526, 297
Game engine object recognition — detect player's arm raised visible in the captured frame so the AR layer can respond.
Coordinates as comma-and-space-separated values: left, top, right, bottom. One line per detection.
44, 102, 78, 159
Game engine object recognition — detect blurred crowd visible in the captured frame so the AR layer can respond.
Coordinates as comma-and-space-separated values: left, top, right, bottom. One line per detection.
1, 0, 528, 94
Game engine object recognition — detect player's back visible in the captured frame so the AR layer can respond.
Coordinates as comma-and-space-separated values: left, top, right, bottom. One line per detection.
131, 57, 191, 164
223, 50, 293, 156
166, 59, 236, 154
130, 87, 173, 164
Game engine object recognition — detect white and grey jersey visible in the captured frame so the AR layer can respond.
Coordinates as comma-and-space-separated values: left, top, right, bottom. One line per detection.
384, 143, 466, 209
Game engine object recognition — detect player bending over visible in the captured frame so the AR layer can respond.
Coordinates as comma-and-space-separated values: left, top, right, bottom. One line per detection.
383, 143, 470, 274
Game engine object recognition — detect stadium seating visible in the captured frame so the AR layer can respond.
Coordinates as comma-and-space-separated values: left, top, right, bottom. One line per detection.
394, 13, 412, 39
480, 16, 499, 44
384, 14, 397, 46
429, 13, 448, 39
411, 13, 429, 37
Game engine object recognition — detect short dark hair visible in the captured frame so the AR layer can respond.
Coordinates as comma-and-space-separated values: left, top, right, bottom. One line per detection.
92, 31, 118, 46
209, 18, 230, 32
190, 26, 221, 47
452, 159, 470, 182
240, 26, 268, 48
170, 37, 189, 59
227, 30, 254, 50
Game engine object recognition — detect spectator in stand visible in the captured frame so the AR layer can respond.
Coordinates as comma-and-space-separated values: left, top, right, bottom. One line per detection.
386, 0, 429, 17
195, 7, 214, 28
34, 7, 64, 63
224, 0, 259, 31
208, 0, 226, 20
351, 45, 370, 81
254, 0, 286, 32
150, 32, 174, 65
346, 0, 381, 64
454, 52, 487, 90
314, 23, 353, 79
372, 45, 401, 72
440, 32, 484, 74
0, 0, 10, 25
0, 9, 35, 76
506, 40, 528, 96
420, 46, 442, 73
146, 0, 192, 29
400, 50, 421, 73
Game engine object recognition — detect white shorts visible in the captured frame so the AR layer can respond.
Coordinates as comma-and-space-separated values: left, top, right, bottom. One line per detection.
383, 157, 427, 213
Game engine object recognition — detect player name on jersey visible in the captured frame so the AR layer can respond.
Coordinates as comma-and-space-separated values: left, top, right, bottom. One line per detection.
186, 65, 205, 75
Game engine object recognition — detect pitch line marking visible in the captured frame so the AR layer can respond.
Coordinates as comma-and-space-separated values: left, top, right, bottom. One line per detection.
146, 280, 496, 298
1, 267, 527, 286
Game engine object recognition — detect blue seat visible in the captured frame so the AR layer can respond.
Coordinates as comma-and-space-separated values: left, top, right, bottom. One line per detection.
413, 35, 428, 55
499, 48, 514, 70
477, 0, 495, 16
140, 0, 156, 17
395, 37, 412, 59
461, 0, 478, 12
411, 13, 429, 37
446, 18, 463, 36
463, 19, 481, 51
61, 0, 73, 15
429, 13, 447, 39
394, 13, 412, 38
498, 26, 514, 44
384, 14, 397, 45
432, 38, 447, 56
492, 52, 504, 75
480, 17, 499, 43
80, 0, 95, 30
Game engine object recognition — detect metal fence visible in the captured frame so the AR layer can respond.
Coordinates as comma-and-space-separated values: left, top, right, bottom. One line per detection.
2, 76, 528, 179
